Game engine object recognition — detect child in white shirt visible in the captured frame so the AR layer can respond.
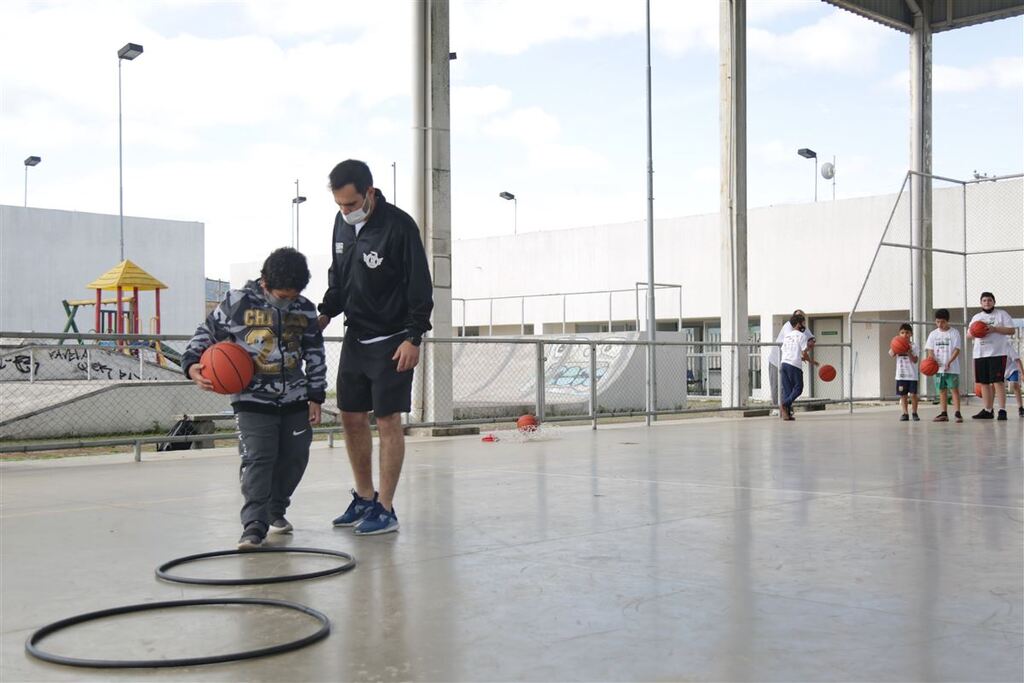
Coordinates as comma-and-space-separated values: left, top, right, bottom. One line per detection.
889, 323, 919, 422
924, 308, 962, 423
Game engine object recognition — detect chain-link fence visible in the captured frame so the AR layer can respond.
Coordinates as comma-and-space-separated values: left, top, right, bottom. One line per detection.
849, 171, 1023, 401
1, 331, 852, 455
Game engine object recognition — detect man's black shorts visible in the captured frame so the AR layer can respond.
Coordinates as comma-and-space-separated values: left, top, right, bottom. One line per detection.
338, 333, 414, 416
896, 380, 919, 396
974, 356, 1007, 385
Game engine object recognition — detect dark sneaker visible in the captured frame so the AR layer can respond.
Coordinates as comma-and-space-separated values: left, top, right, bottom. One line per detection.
899, 414, 909, 422
996, 410, 1007, 421
269, 518, 293, 534
1019, 407, 1024, 418
912, 413, 920, 422
332, 490, 377, 527
933, 413, 948, 422
353, 502, 399, 536
955, 412, 963, 423
972, 409, 994, 420
237, 523, 266, 550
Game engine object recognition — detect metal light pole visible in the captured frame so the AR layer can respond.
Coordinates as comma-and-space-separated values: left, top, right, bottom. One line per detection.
644, 0, 657, 425
23, 156, 41, 207
499, 191, 517, 235
798, 147, 817, 202
292, 179, 307, 251
117, 42, 143, 262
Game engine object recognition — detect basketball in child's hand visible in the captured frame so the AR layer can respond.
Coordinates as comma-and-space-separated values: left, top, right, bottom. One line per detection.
969, 320, 989, 338
818, 364, 837, 382
890, 336, 911, 355
920, 357, 939, 376
200, 342, 254, 394
974, 383, 983, 398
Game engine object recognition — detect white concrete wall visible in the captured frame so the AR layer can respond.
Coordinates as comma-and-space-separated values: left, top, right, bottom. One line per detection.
0, 206, 206, 334
450, 180, 1022, 328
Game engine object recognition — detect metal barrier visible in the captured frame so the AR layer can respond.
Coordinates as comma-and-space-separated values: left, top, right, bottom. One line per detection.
1, 331, 855, 456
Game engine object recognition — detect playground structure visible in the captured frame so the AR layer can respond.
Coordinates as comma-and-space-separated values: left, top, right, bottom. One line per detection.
62, 260, 167, 337
58, 259, 180, 364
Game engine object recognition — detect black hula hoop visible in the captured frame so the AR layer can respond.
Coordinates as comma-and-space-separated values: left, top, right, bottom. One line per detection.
25, 597, 330, 669
156, 546, 356, 586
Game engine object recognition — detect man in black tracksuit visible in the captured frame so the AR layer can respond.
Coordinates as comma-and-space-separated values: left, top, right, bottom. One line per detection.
318, 159, 433, 536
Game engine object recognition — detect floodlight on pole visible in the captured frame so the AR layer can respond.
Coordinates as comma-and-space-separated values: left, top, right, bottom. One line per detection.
23, 156, 41, 207
292, 179, 307, 250
797, 147, 817, 201
118, 42, 143, 262
499, 191, 517, 235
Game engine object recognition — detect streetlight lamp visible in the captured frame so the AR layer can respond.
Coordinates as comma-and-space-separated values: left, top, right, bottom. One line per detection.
797, 148, 817, 202
23, 156, 41, 207
292, 179, 307, 250
499, 191, 517, 235
117, 42, 143, 262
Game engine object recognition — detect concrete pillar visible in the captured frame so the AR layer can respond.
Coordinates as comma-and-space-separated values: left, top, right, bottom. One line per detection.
910, 0, 933, 341
411, 0, 453, 423
719, 0, 749, 408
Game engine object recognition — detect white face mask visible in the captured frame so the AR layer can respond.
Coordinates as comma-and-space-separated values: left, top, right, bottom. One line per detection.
342, 194, 370, 225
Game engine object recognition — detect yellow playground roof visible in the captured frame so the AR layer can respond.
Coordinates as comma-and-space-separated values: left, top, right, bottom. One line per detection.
86, 260, 167, 291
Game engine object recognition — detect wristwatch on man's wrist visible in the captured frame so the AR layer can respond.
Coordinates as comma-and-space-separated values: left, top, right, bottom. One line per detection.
406, 335, 422, 347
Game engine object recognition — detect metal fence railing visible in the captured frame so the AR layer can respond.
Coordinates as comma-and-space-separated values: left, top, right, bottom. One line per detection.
849, 171, 1023, 399
1, 331, 855, 457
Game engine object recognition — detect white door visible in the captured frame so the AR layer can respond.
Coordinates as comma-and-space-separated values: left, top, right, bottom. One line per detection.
810, 317, 843, 399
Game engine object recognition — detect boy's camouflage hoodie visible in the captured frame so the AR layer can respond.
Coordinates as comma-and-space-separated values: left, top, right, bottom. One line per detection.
181, 280, 327, 414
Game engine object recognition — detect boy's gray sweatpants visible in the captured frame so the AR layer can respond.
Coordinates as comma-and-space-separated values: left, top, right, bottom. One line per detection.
237, 410, 313, 529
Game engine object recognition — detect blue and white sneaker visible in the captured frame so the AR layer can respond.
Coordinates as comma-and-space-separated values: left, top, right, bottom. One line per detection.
353, 502, 399, 536
332, 490, 377, 527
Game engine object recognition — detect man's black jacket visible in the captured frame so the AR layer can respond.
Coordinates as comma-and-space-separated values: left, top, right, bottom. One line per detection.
318, 190, 434, 341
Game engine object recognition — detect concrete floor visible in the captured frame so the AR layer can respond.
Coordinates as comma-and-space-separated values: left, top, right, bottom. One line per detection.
1, 407, 1021, 682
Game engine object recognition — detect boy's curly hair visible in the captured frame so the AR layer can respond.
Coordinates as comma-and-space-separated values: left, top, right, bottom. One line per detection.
261, 247, 310, 291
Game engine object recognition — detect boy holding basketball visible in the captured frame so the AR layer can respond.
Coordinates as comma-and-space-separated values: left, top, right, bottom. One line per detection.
925, 309, 962, 423
183, 247, 327, 549
968, 292, 1015, 420
889, 323, 919, 421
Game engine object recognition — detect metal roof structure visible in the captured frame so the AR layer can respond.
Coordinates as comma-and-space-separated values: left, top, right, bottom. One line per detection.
823, 0, 1024, 33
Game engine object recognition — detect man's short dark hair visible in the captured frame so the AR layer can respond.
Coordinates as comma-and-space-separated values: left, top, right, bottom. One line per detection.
899, 323, 913, 333
934, 308, 950, 321
261, 247, 310, 291
789, 314, 805, 327
328, 159, 373, 194
980, 291, 995, 301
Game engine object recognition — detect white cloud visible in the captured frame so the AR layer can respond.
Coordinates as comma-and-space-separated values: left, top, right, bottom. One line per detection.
484, 107, 561, 141
887, 56, 1024, 93
749, 11, 887, 73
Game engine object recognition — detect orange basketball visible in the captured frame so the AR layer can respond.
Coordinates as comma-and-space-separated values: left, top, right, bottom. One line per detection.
975, 383, 983, 398
516, 414, 538, 432
920, 357, 939, 376
969, 320, 989, 338
200, 342, 255, 394
818, 364, 837, 382
890, 335, 911, 355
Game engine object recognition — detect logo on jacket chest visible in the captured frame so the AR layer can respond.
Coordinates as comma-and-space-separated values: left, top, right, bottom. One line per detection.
362, 251, 384, 269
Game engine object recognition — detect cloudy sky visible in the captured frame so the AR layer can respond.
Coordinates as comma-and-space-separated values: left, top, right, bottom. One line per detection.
2, 0, 1021, 280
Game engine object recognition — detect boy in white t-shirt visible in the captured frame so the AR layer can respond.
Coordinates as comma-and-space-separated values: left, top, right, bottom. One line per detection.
888, 323, 920, 422
779, 314, 817, 421
768, 308, 814, 405
1006, 343, 1023, 418
968, 291, 1016, 421
925, 308, 962, 423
